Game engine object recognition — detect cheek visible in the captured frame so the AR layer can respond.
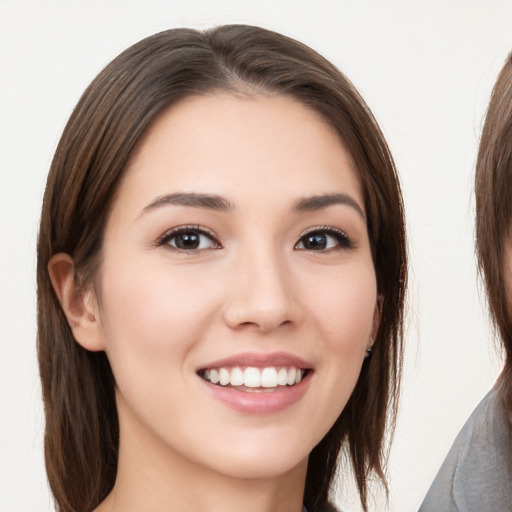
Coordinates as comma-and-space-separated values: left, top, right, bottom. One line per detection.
97, 261, 222, 364
300, 262, 376, 424
303, 263, 377, 347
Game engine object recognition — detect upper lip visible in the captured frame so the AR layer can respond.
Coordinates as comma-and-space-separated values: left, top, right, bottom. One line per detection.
197, 351, 313, 371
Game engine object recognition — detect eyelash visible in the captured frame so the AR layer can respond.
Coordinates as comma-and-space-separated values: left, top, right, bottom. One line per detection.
155, 225, 353, 253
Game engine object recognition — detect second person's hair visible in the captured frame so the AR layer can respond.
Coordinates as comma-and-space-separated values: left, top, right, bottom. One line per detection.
475, 52, 512, 419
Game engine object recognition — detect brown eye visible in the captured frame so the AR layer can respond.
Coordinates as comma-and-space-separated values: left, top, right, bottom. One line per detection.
301, 233, 329, 250
173, 232, 202, 249
295, 228, 352, 251
159, 227, 220, 252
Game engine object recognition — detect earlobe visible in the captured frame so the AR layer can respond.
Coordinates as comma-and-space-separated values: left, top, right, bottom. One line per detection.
48, 253, 106, 352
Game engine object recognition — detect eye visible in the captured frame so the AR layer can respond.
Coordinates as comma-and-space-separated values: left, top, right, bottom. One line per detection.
295, 227, 352, 251
157, 226, 221, 252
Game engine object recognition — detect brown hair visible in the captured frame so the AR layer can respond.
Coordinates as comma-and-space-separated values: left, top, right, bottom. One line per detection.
37, 25, 407, 512
475, 52, 512, 417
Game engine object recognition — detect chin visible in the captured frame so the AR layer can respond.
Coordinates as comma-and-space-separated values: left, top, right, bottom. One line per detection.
209, 452, 309, 481
192, 432, 313, 480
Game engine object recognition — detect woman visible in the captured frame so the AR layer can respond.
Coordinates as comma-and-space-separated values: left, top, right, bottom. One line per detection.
420, 55, 512, 511
37, 25, 407, 512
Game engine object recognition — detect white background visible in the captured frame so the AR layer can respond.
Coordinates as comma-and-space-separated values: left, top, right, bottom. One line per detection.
1, 1, 511, 511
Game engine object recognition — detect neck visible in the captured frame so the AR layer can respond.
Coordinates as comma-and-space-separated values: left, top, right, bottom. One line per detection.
95, 398, 308, 512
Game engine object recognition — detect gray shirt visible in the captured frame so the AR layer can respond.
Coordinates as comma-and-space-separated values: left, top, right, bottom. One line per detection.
419, 388, 512, 512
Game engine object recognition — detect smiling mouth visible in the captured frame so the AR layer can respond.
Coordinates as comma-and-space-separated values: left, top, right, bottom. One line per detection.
198, 366, 309, 392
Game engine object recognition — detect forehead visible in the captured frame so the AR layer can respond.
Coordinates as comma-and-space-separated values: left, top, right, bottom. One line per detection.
116, 93, 363, 214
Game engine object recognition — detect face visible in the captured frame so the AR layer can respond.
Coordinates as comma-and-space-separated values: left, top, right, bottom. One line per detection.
91, 94, 377, 481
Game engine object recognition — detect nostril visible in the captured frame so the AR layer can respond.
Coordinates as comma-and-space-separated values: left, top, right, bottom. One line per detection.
222, 287, 301, 332
235, 318, 294, 333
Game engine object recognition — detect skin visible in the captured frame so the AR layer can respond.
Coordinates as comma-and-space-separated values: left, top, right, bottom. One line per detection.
50, 94, 378, 512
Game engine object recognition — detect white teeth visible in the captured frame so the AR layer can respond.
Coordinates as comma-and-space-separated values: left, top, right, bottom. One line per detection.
219, 368, 230, 386
202, 366, 305, 388
261, 367, 278, 388
277, 368, 288, 386
230, 367, 244, 386
244, 367, 261, 388
210, 369, 219, 384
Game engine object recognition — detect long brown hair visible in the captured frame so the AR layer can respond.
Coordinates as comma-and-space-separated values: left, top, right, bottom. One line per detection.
37, 25, 407, 512
475, 52, 512, 418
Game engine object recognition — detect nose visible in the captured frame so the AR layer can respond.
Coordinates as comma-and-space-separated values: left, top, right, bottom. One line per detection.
223, 246, 301, 333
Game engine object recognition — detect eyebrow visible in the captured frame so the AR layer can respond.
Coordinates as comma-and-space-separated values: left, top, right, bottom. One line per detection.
292, 193, 366, 220
140, 192, 234, 216
139, 191, 365, 220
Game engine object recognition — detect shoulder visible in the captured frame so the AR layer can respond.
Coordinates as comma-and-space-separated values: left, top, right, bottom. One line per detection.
419, 388, 512, 512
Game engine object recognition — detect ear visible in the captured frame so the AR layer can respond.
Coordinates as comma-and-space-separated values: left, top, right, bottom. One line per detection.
369, 296, 382, 349
48, 253, 106, 352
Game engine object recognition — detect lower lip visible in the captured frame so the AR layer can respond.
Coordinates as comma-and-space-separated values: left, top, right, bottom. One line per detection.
200, 375, 311, 414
